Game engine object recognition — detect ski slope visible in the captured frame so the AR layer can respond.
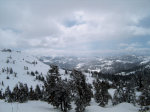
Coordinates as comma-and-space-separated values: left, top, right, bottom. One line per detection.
0, 50, 50, 92
0, 50, 71, 93
0, 99, 139, 112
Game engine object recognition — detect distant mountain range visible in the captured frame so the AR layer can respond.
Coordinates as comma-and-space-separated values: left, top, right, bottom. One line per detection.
39, 55, 150, 74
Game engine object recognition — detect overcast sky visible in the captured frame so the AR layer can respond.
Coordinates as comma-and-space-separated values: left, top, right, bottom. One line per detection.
0, 0, 150, 56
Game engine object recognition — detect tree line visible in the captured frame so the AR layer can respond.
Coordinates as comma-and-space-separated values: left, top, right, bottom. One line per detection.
1, 65, 150, 112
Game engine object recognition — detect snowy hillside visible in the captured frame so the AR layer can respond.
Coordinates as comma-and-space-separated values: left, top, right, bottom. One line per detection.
0, 99, 139, 112
0, 50, 150, 112
0, 50, 50, 92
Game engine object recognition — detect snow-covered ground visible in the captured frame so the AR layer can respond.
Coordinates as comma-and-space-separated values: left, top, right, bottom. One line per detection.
0, 51, 50, 92
0, 99, 139, 112
0, 50, 71, 93
0, 50, 143, 112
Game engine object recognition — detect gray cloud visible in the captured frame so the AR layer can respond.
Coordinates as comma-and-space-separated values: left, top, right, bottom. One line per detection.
0, 0, 150, 56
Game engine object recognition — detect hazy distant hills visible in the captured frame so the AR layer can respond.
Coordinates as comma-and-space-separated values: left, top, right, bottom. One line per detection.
39, 55, 150, 74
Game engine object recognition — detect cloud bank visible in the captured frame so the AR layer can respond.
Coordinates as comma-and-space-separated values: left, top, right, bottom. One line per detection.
0, 0, 150, 56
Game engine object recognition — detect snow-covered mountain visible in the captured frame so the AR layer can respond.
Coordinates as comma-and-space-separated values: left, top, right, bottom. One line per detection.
39, 55, 150, 74
0, 50, 51, 92
0, 50, 148, 112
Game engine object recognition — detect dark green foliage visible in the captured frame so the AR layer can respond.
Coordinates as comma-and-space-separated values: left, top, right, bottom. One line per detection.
44, 65, 71, 112
71, 70, 93, 112
9, 83, 29, 103
44, 66, 71, 112
10, 68, 13, 74
35, 70, 39, 74
139, 106, 150, 112
36, 75, 45, 82
5, 86, 12, 102
31, 71, 35, 76
12, 84, 19, 102
35, 85, 42, 99
0, 90, 4, 99
93, 79, 111, 107
17, 83, 28, 103
6, 76, 9, 79
112, 82, 136, 105
112, 83, 125, 105
29, 86, 36, 100
65, 70, 68, 74
2, 81, 4, 86
139, 86, 150, 106
124, 83, 136, 105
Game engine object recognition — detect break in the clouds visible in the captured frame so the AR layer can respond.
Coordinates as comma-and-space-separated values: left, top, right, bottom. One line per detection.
0, 0, 150, 56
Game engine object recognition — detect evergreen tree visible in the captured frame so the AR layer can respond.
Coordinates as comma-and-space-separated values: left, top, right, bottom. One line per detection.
112, 83, 125, 105
35, 85, 42, 100
55, 81, 71, 112
44, 65, 60, 103
2, 81, 4, 86
139, 85, 150, 106
44, 65, 71, 112
0, 90, 4, 99
5, 86, 12, 102
18, 83, 28, 103
71, 70, 93, 112
35, 70, 39, 74
10, 68, 13, 74
12, 84, 19, 102
31, 71, 35, 76
124, 83, 136, 105
29, 86, 36, 100
93, 80, 111, 107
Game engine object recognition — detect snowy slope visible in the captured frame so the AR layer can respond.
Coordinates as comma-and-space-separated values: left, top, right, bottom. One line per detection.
0, 50, 50, 92
0, 50, 71, 93
0, 99, 139, 112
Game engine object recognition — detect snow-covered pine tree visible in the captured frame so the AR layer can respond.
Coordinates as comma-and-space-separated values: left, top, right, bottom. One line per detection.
45, 65, 72, 112
5, 86, 12, 102
93, 79, 111, 107
55, 80, 72, 112
44, 65, 60, 103
9, 68, 13, 74
71, 70, 93, 112
139, 85, 150, 106
29, 86, 36, 100
124, 83, 136, 105
35, 85, 42, 100
112, 82, 125, 105
18, 83, 28, 103
0, 90, 4, 99
12, 84, 19, 102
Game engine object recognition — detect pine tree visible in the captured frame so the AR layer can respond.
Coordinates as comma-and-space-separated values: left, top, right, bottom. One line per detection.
44, 65, 60, 103
65, 70, 68, 74
139, 85, 150, 106
2, 81, 4, 86
12, 84, 19, 102
55, 81, 72, 112
10, 68, 13, 74
35, 70, 39, 74
29, 86, 36, 100
112, 83, 125, 105
124, 83, 136, 105
5, 86, 12, 102
35, 85, 42, 100
31, 71, 35, 76
71, 70, 93, 112
17, 83, 28, 103
0, 90, 3, 99
44, 65, 72, 112
93, 80, 111, 107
